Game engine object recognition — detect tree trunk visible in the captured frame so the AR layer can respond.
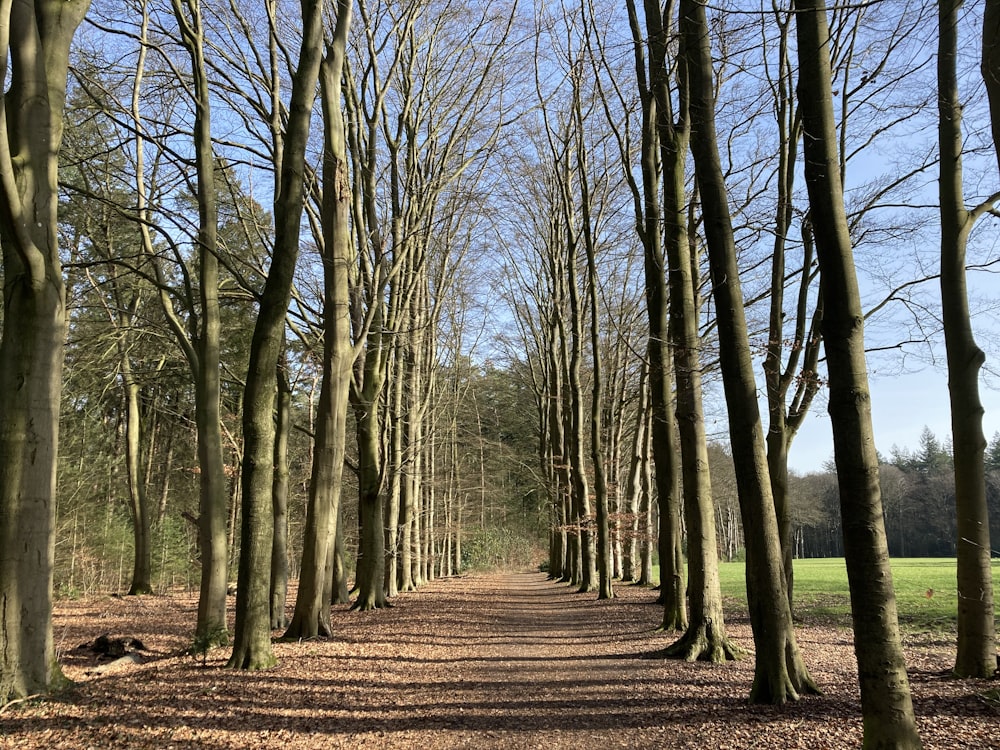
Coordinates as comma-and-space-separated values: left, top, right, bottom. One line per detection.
385, 330, 404, 598
621, 361, 648, 583
795, 0, 923, 743
565, 232, 596, 592
0, 0, 89, 704
353, 362, 389, 610
637, 414, 655, 587
573, 91, 613, 601
637, 0, 732, 652
548, 313, 570, 582
331, 504, 351, 605
284, 9, 355, 637
938, 0, 996, 680
662, 128, 736, 663
624, 0, 686, 627
109, 287, 152, 597
165, 0, 231, 652
123, 364, 153, 595
984, 0, 1000, 178
681, 0, 816, 704
229, 0, 325, 671
761, 11, 822, 612
270, 361, 291, 630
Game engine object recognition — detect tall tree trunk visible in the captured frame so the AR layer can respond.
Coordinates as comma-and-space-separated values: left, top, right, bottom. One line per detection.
331, 503, 351, 605
284, 7, 355, 637
563, 197, 596, 591
122, 356, 153, 595
795, 0, 922, 743
621, 361, 649, 583
229, 0, 325, 671
641, 0, 731, 651
385, 329, 404, 598
166, 0, 229, 649
548, 279, 571, 583
0, 0, 90, 704
625, 0, 686, 628
938, 0, 996, 681
662, 134, 736, 663
573, 84, 613, 601
681, 0, 816, 704
400, 283, 426, 592
761, 10, 822, 611
638, 408, 655, 587
352, 351, 389, 610
984, 0, 1000, 177
270, 360, 291, 630
164, 0, 231, 651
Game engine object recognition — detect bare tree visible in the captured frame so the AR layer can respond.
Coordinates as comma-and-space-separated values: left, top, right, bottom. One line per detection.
282, 0, 354, 640
681, 0, 816, 703
228, 0, 326, 670
163, 0, 233, 650
0, 0, 92, 704
986, 1, 1000, 176
795, 0, 922, 743
938, 0, 997, 680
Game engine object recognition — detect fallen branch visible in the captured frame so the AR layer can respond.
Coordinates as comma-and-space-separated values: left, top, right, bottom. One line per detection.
0, 693, 45, 716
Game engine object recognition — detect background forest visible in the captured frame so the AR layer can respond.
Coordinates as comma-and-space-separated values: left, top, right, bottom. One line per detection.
2, 0, 1000, 743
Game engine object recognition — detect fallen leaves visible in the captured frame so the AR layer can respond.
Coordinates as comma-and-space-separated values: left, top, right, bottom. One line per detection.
0, 572, 996, 749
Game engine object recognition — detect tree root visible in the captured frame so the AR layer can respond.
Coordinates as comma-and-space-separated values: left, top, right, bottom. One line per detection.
650, 617, 742, 663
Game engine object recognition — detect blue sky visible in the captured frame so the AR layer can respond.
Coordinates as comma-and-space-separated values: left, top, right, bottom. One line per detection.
785, 366, 1000, 474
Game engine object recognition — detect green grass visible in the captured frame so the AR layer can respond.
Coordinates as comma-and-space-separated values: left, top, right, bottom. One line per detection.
652, 558, 1000, 631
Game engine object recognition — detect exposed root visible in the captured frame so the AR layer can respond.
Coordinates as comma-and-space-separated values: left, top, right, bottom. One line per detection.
654, 617, 742, 663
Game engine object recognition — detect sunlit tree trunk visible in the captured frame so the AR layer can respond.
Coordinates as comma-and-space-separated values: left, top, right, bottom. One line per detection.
938, 0, 996, 681
681, 0, 816, 703
270, 360, 291, 629
623, 0, 685, 627
660, 45, 736, 660
621, 361, 649, 583
0, 0, 90, 704
638, 0, 731, 649
229, 0, 325, 670
761, 9, 823, 611
385, 316, 405, 598
122, 342, 153, 595
570, 76, 613, 600
638, 405, 655, 587
351, 333, 389, 610
283, 3, 354, 638
795, 0, 922, 742
158, 0, 232, 651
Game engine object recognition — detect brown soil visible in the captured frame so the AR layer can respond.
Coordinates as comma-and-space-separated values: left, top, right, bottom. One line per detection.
1, 572, 997, 749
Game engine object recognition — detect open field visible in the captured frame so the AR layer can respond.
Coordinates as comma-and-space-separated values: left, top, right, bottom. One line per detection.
653, 557, 1000, 630
733, 558, 1000, 629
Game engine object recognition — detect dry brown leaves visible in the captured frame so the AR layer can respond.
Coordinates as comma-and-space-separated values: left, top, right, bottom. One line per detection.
1, 572, 997, 749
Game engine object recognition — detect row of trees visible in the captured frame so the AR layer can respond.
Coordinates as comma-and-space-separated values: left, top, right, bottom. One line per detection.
2, 1, 999, 748
497, 1, 998, 747
3, 0, 542, 693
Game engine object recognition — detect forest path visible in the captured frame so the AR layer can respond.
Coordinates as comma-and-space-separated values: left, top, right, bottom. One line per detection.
4, 572, 993, 749
394, 572, 672, 733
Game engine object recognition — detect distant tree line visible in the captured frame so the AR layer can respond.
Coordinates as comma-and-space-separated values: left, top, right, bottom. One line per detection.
713, 428, 1000, 561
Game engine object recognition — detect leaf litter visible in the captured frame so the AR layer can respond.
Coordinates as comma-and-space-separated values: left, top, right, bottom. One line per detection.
1, 572, 997, 749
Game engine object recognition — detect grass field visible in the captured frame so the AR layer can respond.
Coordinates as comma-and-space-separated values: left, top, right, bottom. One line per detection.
652, 558, 1000, 631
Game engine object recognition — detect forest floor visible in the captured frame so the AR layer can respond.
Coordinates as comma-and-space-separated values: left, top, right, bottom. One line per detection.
1, 572, 997, 749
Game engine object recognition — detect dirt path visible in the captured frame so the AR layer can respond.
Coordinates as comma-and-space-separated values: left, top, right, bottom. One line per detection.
1, 572, 997, 748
